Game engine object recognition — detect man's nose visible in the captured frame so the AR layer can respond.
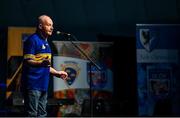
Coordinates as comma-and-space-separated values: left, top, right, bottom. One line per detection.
51, 26, 54, 30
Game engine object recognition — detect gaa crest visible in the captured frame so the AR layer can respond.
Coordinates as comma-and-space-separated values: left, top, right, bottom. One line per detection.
88, 66, 107, 88
139, 29, 158, 52
61, 61, 80, 86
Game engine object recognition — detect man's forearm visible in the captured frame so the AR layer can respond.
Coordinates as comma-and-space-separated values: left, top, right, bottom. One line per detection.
50, 67, 59, 76
50, 67, 68, 79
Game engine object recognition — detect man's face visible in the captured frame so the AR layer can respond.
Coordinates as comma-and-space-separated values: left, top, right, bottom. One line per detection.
40, 16, 54, 36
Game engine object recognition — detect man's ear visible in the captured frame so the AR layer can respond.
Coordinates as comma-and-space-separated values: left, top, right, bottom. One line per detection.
38, 24, 42, 29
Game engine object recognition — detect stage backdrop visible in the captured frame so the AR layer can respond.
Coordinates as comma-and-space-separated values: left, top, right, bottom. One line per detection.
6, 27, 35, 102
136, 24, 180, 116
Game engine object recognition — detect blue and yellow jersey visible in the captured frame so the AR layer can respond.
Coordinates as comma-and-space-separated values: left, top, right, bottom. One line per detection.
21, 33, 51, 91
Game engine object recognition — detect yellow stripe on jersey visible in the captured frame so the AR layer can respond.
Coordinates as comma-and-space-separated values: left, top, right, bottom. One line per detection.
24, 54, 35, 60
24, 53, 51, 62
35, 53, 51, 61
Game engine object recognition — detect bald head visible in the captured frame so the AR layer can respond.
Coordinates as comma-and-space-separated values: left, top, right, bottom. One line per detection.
38, 15, 52, 25
37, 15, 54, 38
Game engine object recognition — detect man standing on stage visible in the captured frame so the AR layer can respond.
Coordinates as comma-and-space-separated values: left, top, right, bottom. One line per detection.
21, 15, 68, 117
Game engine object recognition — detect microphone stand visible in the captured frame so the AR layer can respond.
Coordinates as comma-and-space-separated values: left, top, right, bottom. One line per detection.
63, 33, 101, 116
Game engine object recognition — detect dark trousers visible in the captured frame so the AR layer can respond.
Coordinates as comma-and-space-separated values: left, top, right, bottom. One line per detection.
23, 89, 48, 117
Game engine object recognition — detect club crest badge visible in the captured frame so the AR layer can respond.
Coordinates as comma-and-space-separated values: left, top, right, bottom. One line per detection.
42, 44, 46, 49
88, 66, 107, 88
139, 29, 158, 52
61, 61, 80, 86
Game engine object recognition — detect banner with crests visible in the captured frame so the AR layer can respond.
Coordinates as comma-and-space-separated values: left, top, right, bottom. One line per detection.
136, 24, 180, 116
52, 41, 113, 99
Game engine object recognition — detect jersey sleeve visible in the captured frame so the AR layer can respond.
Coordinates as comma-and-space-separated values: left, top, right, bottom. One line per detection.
23, 37, 36, 60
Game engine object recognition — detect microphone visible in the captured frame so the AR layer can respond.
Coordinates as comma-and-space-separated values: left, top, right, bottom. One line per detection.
56, 31, 71, 36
